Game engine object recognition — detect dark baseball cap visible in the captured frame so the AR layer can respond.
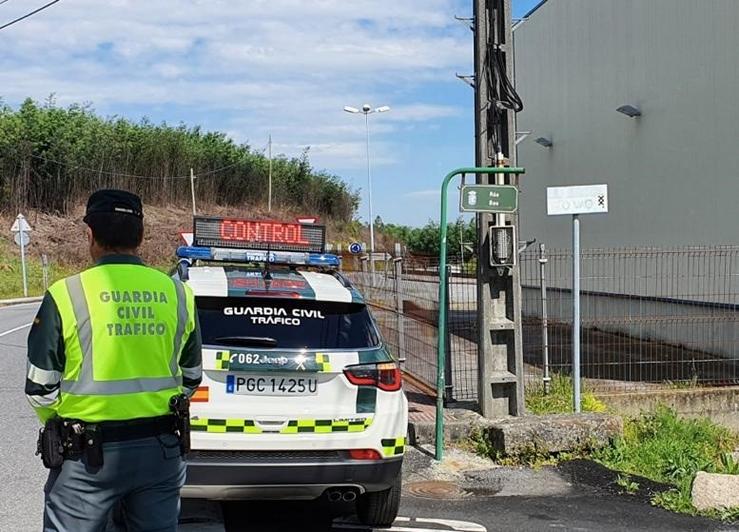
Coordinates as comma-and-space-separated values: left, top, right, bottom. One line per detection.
83, 189, 143, 223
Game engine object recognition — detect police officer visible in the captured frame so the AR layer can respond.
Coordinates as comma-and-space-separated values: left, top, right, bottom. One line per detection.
25, 189, 202, 532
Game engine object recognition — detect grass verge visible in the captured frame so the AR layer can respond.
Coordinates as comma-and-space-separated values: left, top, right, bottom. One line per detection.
0, 238, 76, 299
469, 377, 739, 521
593, 406, 739, 520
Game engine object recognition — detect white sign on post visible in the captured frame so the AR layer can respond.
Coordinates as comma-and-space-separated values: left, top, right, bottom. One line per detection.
10, 216, 32, 233
545, 184, 609, 414
546, 184, 608, 216
10, 214, 32, 297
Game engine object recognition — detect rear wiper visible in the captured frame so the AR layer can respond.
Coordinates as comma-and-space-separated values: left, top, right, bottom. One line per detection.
213, 336, 278, 347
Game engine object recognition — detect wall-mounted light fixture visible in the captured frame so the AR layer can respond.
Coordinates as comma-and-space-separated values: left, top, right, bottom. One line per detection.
616, 104, 641, 118
535, 137, 553, 148
515, 131, 532, 145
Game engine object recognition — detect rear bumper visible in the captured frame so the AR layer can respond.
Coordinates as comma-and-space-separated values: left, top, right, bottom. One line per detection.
182, 450, 403, 500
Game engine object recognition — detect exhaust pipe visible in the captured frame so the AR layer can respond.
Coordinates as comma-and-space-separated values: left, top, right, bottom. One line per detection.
327, 490, 342, 503
342, 490, 357, 502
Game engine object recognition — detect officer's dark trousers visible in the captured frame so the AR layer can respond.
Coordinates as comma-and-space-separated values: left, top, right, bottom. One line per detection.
43, 434, 186, 532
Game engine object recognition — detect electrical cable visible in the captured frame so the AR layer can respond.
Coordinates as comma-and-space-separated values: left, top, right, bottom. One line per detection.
481, 0, 524, 160
0, 0, 13, 7
0, 0, 61, 31
27, 153, 242, 180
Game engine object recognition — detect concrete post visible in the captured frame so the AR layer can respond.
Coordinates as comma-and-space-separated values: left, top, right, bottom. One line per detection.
474, 0, 524, 417
393, 256, 406, 368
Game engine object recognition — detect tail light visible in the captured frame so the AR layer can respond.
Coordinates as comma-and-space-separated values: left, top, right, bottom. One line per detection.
343, 362, 402, 392
348, 449, 382, 460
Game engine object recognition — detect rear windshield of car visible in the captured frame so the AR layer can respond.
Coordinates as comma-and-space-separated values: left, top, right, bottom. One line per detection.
196, 297, 380, 349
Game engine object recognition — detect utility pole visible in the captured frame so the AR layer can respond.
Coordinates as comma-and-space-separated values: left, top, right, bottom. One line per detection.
190, 168, 197, 216
473, 0, 525, 417
268, 134, 273, 213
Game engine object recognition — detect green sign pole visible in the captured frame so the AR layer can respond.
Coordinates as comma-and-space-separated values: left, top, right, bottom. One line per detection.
436, 166, 525, 462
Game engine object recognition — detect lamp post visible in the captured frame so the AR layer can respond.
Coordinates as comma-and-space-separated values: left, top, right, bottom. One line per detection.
343, 104, 390, 274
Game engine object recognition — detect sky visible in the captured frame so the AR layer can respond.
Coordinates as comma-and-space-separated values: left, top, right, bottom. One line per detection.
0, 0, 542, 227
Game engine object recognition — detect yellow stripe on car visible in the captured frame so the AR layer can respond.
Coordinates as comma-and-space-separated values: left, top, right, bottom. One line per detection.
280, 417, 373, 434
190, 417, 373, 434
215, 351, 231, 370
381, 437, 406, 457
191, 418, 262, 434
314, 353, 332, 372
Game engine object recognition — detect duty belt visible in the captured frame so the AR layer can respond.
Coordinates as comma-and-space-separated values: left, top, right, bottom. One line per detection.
37, 414, 179, 469
74, 415, 177, 443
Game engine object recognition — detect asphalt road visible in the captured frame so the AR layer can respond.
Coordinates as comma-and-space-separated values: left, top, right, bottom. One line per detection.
0, 303, 47, 532
0, 303, 733, 532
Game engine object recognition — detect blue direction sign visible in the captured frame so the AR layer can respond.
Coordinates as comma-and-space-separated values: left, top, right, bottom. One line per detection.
349, 242, 362, 254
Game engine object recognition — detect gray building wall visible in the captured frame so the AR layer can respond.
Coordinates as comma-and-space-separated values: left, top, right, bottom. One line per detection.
515, 0, 739, 249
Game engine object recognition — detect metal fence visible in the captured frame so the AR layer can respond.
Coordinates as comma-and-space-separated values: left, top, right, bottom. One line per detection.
521, 246, 739, 394
345, 245, 739, 403
342, 254, 479, 401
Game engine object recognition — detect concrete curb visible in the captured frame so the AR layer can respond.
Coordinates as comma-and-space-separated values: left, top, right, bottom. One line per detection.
409, 419, 482, 446
409, 412, 624, 457
408, 409, 490, 446
0, 296, 43, 306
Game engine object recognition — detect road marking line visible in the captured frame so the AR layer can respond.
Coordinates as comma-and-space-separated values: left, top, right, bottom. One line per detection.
0, 322, 33, 338
0, 302, 41, 311
413, 518, 487, 531
334, 517, 486, 532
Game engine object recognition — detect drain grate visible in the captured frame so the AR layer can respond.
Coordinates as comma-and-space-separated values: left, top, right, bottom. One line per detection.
405, 480, 491, 500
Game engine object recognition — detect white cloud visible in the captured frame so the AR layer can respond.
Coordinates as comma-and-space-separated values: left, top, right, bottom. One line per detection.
0, 0, 471, 169
405, 189, 441, 198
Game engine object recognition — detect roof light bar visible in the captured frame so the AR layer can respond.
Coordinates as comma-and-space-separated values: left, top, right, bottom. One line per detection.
176, 246, 340, 268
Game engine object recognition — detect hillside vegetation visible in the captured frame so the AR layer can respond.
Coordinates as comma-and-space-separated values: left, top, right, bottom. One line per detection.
0, 98, 358, 221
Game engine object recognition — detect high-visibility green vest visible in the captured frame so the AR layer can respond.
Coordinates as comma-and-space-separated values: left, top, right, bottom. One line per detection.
48, 263, 196, 422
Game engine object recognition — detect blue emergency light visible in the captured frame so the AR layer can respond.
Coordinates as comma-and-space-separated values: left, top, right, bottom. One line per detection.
176, 246, 341, 268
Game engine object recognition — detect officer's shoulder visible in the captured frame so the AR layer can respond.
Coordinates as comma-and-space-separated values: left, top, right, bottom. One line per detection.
145, 266, 189, 289
47, 274, 77, 293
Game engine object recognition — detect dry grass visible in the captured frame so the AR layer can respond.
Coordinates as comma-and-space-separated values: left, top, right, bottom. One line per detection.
0, 203, 359, 298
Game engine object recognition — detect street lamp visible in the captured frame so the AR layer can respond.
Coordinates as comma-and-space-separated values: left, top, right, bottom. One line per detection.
343, 103, 390, 274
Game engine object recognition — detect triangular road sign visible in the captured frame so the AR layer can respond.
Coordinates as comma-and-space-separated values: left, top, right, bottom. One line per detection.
10, 214, 32, 233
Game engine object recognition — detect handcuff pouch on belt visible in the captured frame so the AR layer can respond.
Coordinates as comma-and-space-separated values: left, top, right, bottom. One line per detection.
36, 418, 103, 469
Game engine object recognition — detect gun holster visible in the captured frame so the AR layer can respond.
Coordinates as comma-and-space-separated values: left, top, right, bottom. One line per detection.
169, 394, 191, 455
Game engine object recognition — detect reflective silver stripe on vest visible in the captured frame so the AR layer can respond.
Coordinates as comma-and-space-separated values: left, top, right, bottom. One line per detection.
61, 273, 182, 396
170, 278, 188, 375
67, 274, 94, 387
181, 364, 202, 381
27, 362, 62, 386
60, 375, 183, 394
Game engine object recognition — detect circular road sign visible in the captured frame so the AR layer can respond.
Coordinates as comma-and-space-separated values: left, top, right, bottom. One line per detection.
14, 231, 30, 248
349, 242, 362, 254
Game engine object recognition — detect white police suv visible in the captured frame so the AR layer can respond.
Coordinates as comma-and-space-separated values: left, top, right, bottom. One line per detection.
175, 217, 408, 527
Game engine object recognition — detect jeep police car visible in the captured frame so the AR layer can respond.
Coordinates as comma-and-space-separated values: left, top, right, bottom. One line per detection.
175, 217, 408, 527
